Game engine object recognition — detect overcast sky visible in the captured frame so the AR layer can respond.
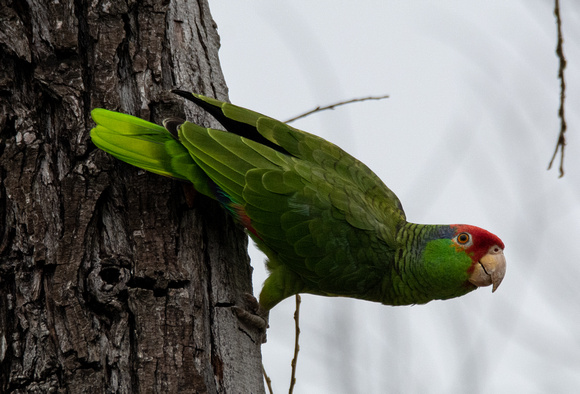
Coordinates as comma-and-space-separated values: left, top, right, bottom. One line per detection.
210, 2, 580, 393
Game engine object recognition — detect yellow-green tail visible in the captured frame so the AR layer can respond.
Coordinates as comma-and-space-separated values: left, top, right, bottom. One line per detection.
90, 109, 197, 180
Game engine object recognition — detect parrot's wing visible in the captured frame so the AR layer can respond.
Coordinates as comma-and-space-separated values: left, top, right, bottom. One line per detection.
173, 92, 408, 308
90, 109, 215, 197
174, 91, 407, 240
175, 120, 398, 307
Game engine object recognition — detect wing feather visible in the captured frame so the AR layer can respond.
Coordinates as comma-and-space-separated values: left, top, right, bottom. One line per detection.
175, 92, 406, 237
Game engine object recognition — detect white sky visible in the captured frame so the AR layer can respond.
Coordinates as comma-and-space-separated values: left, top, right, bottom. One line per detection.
210, 1, 580, 393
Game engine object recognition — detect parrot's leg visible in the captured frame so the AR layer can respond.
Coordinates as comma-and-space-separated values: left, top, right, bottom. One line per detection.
233, 293, 269, 343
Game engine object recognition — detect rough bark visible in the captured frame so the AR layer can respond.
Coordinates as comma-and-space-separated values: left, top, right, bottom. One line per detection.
0, 0, 264, 392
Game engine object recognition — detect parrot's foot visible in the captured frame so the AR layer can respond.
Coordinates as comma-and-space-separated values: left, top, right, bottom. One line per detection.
233, 293, 269, 343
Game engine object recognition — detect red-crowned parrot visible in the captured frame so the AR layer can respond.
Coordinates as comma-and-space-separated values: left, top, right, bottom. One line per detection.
90, 91, 506, 311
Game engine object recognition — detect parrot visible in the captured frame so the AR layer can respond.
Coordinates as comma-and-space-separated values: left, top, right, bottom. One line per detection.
90, 90, 506, 312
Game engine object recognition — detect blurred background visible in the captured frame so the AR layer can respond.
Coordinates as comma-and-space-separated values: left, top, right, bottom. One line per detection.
210, 1, 580, 393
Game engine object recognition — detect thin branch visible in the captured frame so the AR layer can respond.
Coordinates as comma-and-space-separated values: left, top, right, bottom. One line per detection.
284, 95, 389, 124
548, 0, 567, 177
288, 294, 301, 394
262, 364, 274, 394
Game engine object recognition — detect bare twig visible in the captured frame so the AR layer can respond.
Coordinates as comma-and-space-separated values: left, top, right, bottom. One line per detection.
548, 0, 567, 177
262, 364, 274, 394
284, 95, 389, 124
288, 294, 301, 394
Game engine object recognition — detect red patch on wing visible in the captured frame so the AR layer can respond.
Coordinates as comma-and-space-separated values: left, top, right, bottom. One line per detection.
212, 182, 262, 240
232, 203, 261, 240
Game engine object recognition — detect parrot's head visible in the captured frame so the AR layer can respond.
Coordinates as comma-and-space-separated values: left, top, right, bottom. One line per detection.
417, 224, 506, 301
450, 224, 506, 292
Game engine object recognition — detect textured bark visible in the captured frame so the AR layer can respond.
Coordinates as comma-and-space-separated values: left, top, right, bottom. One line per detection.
0, 0, 264, 392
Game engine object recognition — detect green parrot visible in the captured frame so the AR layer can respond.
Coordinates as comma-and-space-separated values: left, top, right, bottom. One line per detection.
90, 91, 506, 311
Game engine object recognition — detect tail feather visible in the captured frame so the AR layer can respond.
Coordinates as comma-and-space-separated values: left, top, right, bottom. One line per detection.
90, 109, 213, 197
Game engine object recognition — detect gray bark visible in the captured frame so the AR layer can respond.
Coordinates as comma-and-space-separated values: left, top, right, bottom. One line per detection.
0, 0, 264, 392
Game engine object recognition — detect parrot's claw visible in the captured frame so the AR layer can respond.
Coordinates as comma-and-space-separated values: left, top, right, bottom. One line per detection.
233, 293, 269, 343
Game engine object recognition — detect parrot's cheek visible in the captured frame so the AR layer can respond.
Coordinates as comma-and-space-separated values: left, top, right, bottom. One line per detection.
468, 245, 506, 292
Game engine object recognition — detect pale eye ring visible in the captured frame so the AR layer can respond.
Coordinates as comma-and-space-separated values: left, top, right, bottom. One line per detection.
456, 232, 471, 245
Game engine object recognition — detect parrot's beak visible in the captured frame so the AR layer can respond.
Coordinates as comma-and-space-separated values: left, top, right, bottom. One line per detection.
468, 245, 506, 292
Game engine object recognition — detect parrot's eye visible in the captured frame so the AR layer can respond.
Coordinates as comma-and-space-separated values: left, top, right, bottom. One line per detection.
456, 232, 471, 245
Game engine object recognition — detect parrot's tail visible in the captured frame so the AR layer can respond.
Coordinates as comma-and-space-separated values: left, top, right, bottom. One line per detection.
90, 109, 198, 182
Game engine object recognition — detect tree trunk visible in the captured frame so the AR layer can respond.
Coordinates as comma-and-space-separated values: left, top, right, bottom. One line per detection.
0, 0, 264, 392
